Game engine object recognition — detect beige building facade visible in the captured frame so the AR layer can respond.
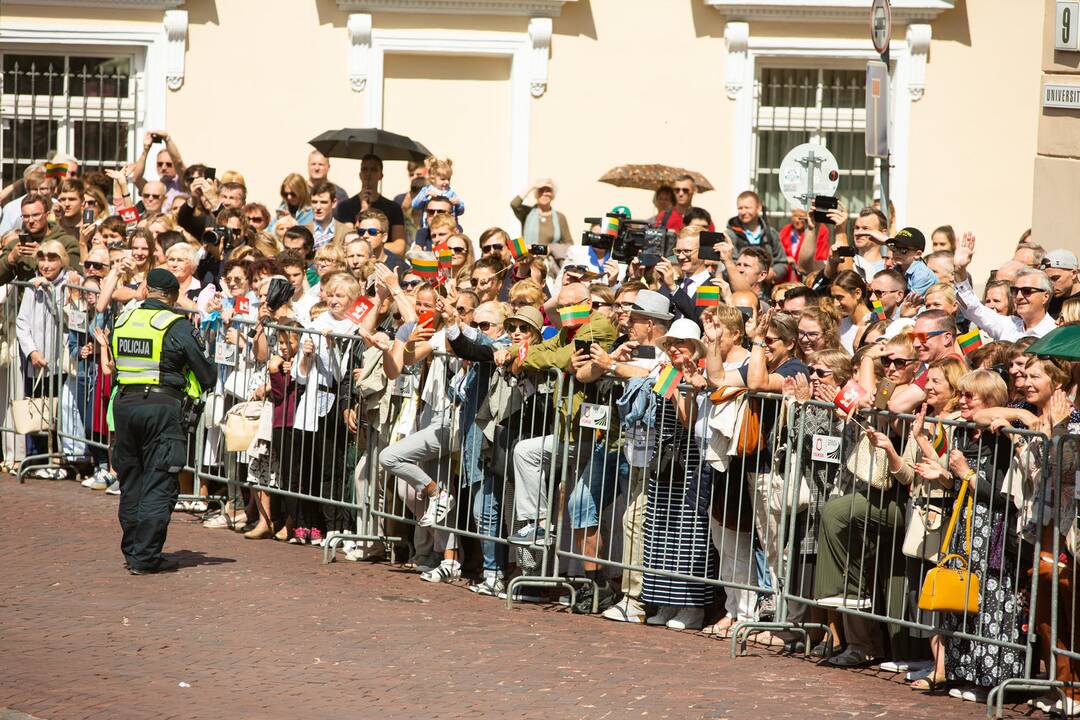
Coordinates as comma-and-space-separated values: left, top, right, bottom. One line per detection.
1, 0, 1047, 281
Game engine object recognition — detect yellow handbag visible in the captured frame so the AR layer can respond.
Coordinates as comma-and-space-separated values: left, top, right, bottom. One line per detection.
918, 478, 980, 614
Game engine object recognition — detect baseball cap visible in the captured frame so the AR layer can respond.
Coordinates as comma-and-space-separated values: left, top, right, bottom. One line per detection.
146, 267, 180, 292
887, 227, 926, 253
1042, 249, 1079, 271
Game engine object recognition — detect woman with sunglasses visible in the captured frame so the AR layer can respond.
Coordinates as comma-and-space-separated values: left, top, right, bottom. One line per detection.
15, 240, 70, 466
857, 333, 919, 402
913, 368, 1023, 702
270, 173, 313, 231
445, 232, 474, 284
511, 178, 571, 258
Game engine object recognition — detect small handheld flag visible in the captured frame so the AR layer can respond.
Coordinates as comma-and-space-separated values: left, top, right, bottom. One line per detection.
518, 340, 529, 364
834, 380, 868, 415
429, 270, 448, 289
558, 303, 591, 328
44, 162, 67, 179
958, 327, 983, 355
234, 296, 250, 315
507, 236, 530, 261
696, 285, 721, 307
871, 299, 887, 321
653, 364, 682, 399
931, 422, 948, 457
410, 256, 439, 279
347, 296, 374, 324
118, 206, 140, 224
434, 242, 453, 270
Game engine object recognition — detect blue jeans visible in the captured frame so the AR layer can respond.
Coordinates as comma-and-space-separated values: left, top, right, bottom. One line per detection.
471, 472, 506, 572
567, 444, 627, 530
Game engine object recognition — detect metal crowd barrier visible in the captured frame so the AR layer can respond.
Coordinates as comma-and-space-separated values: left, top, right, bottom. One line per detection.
10, 290, 1080, 718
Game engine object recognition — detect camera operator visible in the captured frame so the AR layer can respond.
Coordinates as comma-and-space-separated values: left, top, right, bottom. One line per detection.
193, 210, 248, 289
0, 194, 80, 285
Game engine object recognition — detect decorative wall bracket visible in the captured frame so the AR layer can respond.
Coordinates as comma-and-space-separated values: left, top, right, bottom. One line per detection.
528, 17, 551, 97
724, 21, 749, 100
347, 13, 373, 92
906, 23, 931, 101
163, 9, 187, 91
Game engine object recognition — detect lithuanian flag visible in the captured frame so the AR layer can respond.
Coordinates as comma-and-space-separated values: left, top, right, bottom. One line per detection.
653, 364, 682, 399
434, 242, 453, 270
931, 422, 947, 457
410, 256, 439, 279
44, 162, 67, 178
871, 299, 887, 321
958, 327, 983, 355
508, 236, 529, 261
558, 303, 591, 327
696, 285, 721, 307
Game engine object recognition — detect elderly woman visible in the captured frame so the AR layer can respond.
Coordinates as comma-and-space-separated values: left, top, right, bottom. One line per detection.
16, 240, 69, 463
640, 318, 716, 631
165, 241, 201, 308
912, 368, 1023, 703
511, 179, 571, 257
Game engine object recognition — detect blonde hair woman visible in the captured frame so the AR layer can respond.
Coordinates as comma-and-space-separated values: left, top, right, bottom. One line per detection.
271, 172, 313, 230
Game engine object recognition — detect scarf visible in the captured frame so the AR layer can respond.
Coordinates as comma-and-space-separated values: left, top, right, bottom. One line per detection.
524, 205, 561, 247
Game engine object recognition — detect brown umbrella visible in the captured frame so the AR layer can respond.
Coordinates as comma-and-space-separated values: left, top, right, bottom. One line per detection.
598, 164, 714, 193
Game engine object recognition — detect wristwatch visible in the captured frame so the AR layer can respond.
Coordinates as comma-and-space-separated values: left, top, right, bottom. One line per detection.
753, 339, 767, 348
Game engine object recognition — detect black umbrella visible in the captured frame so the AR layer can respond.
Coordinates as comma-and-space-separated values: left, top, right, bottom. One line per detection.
309, 128, 431, 162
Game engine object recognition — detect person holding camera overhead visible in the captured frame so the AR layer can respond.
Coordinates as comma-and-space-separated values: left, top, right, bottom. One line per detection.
511, 178, 572, 259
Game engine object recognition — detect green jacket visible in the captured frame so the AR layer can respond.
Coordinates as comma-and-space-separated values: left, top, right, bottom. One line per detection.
0, 222, 81, 285
522, 313, 618, 431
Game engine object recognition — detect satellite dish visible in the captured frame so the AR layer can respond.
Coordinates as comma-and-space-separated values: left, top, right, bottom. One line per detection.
778, 142, 840, 210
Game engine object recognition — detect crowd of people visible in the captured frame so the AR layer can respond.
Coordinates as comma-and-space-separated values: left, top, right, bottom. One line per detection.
4, 131, 1080, 715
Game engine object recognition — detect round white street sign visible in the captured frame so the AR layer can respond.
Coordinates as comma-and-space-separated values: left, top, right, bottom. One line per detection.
778, 143, 840, 210
871, 0, 892, 55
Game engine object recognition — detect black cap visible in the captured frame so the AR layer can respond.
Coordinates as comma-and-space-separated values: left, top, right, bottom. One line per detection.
146, 267, 180, 292
888, 227, 926, 253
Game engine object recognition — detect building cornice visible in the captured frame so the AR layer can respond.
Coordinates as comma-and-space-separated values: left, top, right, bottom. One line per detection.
704, 0, 953, 24
9, 0, 183, 8
336, 0, 573, 17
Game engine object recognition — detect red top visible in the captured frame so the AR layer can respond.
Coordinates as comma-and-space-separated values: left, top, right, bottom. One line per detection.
778, 223, 830, 283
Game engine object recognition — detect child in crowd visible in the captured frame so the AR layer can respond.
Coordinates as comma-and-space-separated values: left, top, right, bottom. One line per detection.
411, 156, 465, 225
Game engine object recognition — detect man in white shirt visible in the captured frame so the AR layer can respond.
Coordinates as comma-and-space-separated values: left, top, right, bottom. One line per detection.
954, 232, 1056, 341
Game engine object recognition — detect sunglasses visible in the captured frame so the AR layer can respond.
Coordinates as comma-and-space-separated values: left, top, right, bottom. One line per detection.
448, 246, 467, 255
156, 161, 174, 168
225, 276, 247, 285
401, 280, 422, 289
614, 302, 635, 312
455, 306, 472, 315
882, 357, 914, 368
425, 208, 450, 215
674, 188, 692, 194
470, 321, 495, 332
83, 261, 109, 271
911, 330, 948, 344
142, 193, 163, 200
505, 322, 532, 333
481, 244, 504, 255
246, 215, 265, 224
591, 300, 611, 310
869, 288, 899, 297
357, 227, 382, 237
809, 367, 834, 378
1012, 286, 1047, 297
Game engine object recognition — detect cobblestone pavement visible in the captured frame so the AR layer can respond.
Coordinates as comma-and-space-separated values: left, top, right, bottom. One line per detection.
0, 477, 1035, 720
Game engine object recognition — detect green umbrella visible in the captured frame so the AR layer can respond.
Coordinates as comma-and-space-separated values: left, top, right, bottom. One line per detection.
1026, 325, 1080, 360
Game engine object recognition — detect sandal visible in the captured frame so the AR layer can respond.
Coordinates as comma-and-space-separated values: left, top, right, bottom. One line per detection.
821, 647, 875, 668
704, 618, 735, 638
910, 671, 947, 691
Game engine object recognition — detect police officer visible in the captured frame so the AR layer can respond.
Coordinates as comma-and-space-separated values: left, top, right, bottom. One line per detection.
111, 268, 216, 575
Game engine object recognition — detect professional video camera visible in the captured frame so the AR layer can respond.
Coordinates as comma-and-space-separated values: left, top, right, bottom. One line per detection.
581, 210, 676, 265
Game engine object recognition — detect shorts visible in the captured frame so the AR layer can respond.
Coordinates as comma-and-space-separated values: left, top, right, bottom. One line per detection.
567, 444, 627, 529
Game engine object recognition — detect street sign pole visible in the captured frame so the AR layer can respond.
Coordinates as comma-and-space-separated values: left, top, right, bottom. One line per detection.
870, 0, 893, 229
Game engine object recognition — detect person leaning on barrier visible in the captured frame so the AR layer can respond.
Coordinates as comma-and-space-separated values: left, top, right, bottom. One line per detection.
0, 193, 80, 285
110, 268, 216, 575
505, 278, 617, 548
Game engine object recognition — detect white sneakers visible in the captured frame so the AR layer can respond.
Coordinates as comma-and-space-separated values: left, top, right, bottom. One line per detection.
468, 571, 506, 597
418, 490, 454, 528
646, 605, 678, 626
1034, 693, 1080, 717
602, 597, 646, 623
666, 607, 704, 630
420, 559, 461, 583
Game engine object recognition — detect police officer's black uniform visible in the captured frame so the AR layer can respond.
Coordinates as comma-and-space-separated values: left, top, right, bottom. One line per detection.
111, 270, 216, 574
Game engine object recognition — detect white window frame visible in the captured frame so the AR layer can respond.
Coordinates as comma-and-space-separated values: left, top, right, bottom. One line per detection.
728, 35, 915, 226
0, 21, 170, 168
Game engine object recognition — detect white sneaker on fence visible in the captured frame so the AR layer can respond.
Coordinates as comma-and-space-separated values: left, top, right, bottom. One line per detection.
418, 491, 454, 528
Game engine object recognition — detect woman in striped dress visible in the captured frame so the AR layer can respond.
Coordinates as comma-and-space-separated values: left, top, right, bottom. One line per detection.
642, 320, 716, 630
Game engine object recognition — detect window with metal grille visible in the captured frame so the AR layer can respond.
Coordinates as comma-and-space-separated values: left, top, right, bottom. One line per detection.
751, 67, 879, 226
1, 53, 137, 186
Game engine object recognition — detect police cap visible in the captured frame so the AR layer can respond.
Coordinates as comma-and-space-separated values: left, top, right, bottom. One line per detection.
146, 268, 180, 293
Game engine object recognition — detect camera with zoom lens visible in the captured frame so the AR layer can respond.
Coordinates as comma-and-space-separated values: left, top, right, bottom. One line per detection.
202, 225, 236, 251
582, 212, 676, 265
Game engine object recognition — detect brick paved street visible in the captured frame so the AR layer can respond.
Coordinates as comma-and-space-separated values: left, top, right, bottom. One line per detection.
0, 477, 1034, 720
